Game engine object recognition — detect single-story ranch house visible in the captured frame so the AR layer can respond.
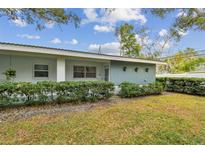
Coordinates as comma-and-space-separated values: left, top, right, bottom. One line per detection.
0, 42, 166, 85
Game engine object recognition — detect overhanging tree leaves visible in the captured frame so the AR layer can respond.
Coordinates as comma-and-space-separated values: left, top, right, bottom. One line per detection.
0, 8, 81, 30
115, 23, 141, 57
150, 8, 205, 41
138, 8, 205, 59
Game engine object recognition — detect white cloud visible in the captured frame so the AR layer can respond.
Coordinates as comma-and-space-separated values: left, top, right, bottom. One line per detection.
159, 28, 188, 39
50, 38, 62, 44
178, 30, 188, 37
17, 34, 40, 40
94, 25, 114, 32
70, 39, 78, 45
101, 9, 147, 25
176, 9, 188, 17
83, 9, 98, 23
177, 12, 185, 17
83, 8, 147, 25
159, 29, 168, 37
11, 18, 27, 27
135, 34, 141, 43
45, 21, 55, 28
64, 39, 79, 45
177, 9, 205, 18
159, 40, 171, 49
88, 42, 120, 55
135, 34, 152, 46
51, 38, 78, 45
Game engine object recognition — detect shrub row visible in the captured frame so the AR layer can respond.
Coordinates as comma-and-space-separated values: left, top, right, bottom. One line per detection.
119, 82, 164, 98
156, 77, 205, 96
0, 81, 114, 106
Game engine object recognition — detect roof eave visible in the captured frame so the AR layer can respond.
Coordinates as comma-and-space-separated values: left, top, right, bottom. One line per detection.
0, 42, 166, 65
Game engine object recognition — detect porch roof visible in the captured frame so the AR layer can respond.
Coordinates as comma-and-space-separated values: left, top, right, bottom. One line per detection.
0, 42, 166, 65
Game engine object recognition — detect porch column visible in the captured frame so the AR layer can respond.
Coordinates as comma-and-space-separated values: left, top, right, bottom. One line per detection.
57, 57, 66, 82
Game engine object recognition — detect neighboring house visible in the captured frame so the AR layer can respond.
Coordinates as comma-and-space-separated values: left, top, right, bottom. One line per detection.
189, 50, 205, 73
157, 50, 205, 78
157, 73, 205, 78
0, 42, 165, 85
195, 63, 205, 73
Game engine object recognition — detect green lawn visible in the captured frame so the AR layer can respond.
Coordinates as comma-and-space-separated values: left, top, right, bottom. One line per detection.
1, 93, 205, 144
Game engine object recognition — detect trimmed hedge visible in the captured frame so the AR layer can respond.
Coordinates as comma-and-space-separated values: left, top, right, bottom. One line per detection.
0, 81, 114, 106
156, 77, 205, 96
119, 82, 164, 98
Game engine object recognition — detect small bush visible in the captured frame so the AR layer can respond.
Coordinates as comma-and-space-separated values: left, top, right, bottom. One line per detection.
156, 77, 205, 96
119, 82, 164, 98
0, 81, 114, 107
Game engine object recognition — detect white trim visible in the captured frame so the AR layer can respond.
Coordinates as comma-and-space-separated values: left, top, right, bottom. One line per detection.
0, 43, 166, 65
57, 57, 66, 82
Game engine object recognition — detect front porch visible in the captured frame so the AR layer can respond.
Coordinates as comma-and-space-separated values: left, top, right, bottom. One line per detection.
61, 57, 110, 82
0, 53, 110, 82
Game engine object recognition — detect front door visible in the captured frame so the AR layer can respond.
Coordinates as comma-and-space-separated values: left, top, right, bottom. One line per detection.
104, 67, 109, 81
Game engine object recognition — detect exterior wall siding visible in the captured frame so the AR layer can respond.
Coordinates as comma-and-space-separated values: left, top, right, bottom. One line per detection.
0, 54, 57, 82
110, 61, 156, 85
0, 54, 156, 85
65, 59, 108, 81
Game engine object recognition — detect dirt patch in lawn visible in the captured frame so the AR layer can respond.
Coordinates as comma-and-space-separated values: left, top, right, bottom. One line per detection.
0, 96, 129, 122
0, 99, 113, 122
0, 93, 170, 122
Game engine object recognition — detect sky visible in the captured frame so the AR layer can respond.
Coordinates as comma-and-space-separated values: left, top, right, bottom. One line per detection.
0, 8, 205, 57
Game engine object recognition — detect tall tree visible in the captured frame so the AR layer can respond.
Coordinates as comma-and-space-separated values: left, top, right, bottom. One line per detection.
115, 23, 141, 57
135, 27, 172, 59
159, 48, 205, 73
0, 8, 81, 30
136, 9, 205, 59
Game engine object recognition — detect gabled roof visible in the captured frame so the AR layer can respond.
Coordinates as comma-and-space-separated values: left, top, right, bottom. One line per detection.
0, 42, 166, 65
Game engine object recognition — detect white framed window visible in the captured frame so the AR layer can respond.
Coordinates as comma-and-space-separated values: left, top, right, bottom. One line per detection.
86, 66, 96, 78
33, 64, 49, 78
73, 66, 85, 78
73, 66, 96, 78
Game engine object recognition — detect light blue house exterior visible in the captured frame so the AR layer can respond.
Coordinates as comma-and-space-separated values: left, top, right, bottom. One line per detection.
0, 42, 165, 85
110, 61, 156, 85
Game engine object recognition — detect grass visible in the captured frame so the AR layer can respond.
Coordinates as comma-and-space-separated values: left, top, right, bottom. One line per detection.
1, 93, 205, 144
